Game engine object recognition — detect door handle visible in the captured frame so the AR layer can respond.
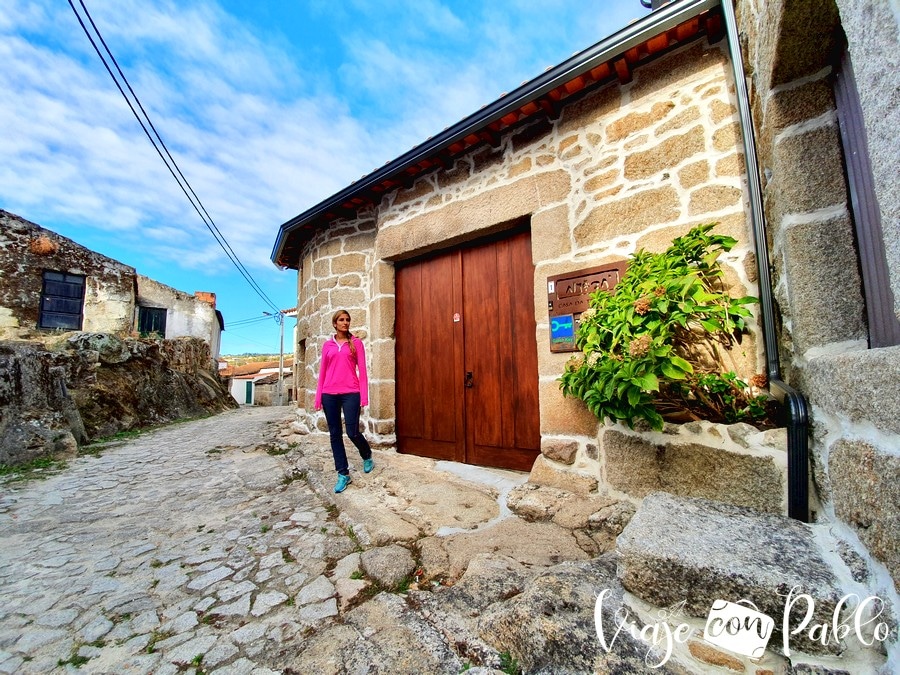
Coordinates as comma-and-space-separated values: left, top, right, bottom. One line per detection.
464, 371, 474, 388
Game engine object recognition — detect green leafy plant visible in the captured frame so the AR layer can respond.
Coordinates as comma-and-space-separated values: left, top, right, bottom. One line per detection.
559, 223, 772, 431
390, 575, 412, 594
499, 650, 521, 675
145, 629, 174, 654
57, 648, 90, 668
346, 525, 363, 552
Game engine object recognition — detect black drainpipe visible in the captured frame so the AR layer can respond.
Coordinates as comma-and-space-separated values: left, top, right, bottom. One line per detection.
719, 0, 809, 521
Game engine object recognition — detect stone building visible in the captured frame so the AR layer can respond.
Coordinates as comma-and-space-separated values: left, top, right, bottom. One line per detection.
271, 0, 899, 632
0, 210, 224, 357
0, 210, 236, 466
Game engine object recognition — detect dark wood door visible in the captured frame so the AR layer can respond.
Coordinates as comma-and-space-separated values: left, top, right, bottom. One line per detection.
395, 249, 466, 462
461, 230, 541, 470
396, 229, 540, 471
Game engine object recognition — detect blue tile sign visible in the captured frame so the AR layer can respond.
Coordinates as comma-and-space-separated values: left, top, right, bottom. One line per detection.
550, 314, 575, 350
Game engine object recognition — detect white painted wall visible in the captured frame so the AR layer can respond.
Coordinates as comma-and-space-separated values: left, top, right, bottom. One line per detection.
136, 275, 221, 357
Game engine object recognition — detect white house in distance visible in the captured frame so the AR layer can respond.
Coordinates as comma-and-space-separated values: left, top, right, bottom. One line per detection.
222, 358, 294, 406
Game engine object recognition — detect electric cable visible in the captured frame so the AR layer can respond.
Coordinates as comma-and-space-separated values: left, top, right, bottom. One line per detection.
67, 0, 283, 315
74, 0, 272, 310
226, 315, 276, 328
227, 315, 274, 325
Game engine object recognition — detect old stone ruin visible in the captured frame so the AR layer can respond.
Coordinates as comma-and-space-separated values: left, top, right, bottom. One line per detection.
0, 333, 236, 467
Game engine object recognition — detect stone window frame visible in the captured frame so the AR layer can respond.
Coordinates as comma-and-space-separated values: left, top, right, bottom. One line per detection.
833, 41, 900, 348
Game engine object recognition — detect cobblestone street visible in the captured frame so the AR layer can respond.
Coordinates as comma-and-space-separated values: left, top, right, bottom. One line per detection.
0, 406, 353, 674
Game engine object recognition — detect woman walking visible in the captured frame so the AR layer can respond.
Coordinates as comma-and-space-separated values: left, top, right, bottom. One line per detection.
315, 309, 374, 493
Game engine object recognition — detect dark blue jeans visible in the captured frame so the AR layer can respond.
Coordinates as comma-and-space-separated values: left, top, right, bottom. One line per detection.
321, 392, 372, 475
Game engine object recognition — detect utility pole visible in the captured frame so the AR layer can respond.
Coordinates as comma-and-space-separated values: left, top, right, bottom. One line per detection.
264, 310, 286, 406
277, 311, 285, 406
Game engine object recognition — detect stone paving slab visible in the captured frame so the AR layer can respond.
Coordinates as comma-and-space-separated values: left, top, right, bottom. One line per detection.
0, 404, 640, 673
0, 406, 354, 674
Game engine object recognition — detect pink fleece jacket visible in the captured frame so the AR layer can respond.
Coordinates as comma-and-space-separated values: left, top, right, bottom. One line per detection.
314, 335, 368, 409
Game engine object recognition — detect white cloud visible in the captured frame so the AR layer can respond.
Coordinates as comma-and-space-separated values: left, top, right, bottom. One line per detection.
0, 0, 379, 275
2, 0, 643, 273
0, 0, 641, 352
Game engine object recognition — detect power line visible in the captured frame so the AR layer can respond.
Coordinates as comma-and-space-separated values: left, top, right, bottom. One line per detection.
68, 0, 283, 315
228, 315, 274, 325
70, 0, 280, 314
227, 315, 275, 328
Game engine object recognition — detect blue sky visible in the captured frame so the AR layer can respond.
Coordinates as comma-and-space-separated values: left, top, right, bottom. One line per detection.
0, 0, 647, 355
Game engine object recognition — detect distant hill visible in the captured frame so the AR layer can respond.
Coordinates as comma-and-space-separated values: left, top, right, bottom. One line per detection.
220, 354, 282, 367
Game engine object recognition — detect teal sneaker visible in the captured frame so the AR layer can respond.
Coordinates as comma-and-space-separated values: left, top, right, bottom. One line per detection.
363, 458, 375, 474
334, 473, 351, 493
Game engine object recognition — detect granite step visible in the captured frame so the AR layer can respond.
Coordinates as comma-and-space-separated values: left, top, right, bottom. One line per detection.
616, 492, 893, 671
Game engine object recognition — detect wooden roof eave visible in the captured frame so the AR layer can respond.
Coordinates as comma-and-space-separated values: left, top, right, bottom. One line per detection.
271, 0, 721, 269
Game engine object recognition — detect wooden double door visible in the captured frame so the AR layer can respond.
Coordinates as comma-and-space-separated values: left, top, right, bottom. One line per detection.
395, 228, 540, 472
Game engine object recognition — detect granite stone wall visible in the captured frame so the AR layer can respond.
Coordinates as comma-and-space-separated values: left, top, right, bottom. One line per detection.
0, 335, 236, 466
736, 0, 899, 589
